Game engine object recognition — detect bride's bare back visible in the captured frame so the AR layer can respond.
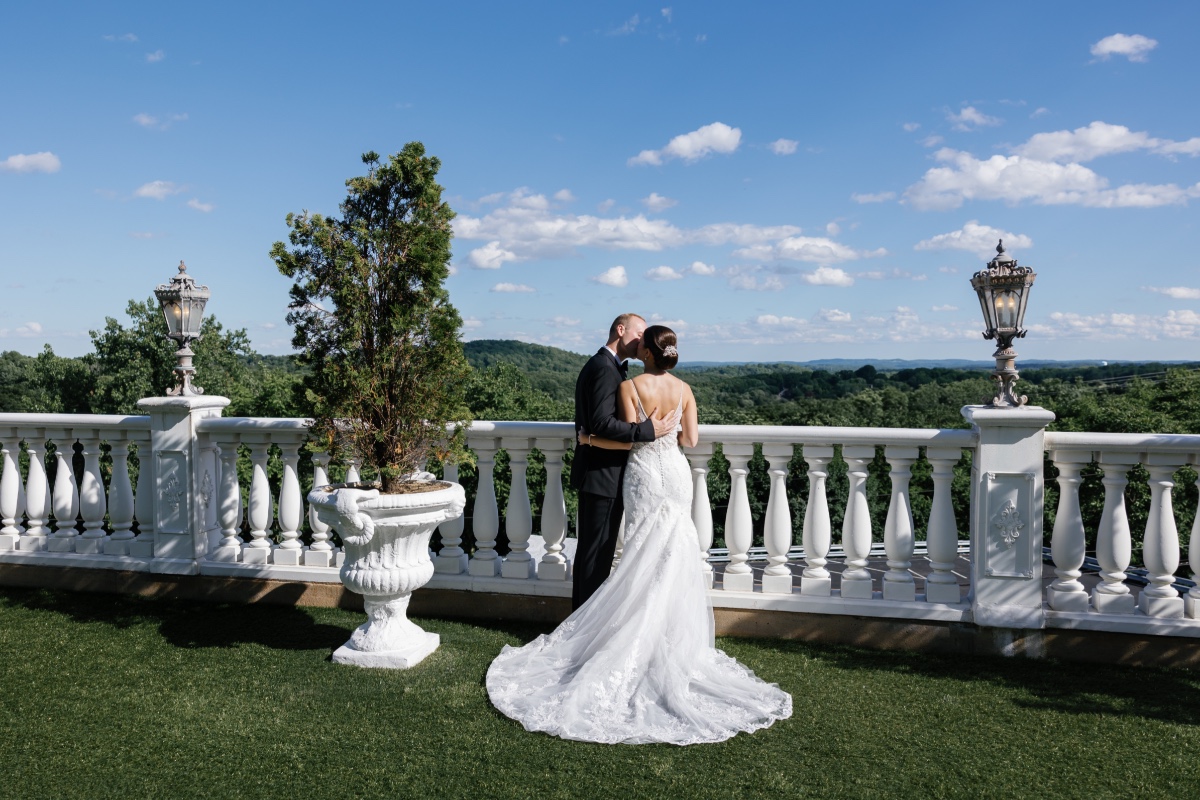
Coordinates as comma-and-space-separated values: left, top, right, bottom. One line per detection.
619, 373, 699, 448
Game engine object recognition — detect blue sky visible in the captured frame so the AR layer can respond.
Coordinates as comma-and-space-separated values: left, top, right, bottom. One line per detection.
2, 2, 1198, 362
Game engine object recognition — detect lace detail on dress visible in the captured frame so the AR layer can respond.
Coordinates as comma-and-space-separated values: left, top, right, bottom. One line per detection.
486, 383, 792, 745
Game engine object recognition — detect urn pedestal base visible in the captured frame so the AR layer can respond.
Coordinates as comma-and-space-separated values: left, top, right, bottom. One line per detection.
333, 632, 440, 669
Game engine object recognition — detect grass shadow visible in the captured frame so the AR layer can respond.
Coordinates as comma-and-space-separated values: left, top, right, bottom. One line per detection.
0, 586, 350, 652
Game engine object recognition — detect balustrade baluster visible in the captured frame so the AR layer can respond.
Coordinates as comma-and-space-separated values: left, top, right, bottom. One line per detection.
21, 436, 50, 549
840, 445, 876, 599
882, 446, 918, 602
924, 447, 963, 604
242, 442, 274, 564
800, 445, 833, 596
345, 458, 361, 484
761, 444, 794, 594
48, 439, 80, 552
432, 460, 467, 573
500, 438, 535, 579
686, 444, 715, 589
1046, 451, 1090, 611
1092, 454, 1138, 614
305, 452, 334, 567
1187, 471, 1200, 619
75, 436, 108, 553
212, 442, 243, 562
1140, 457, 1185, 618
467, 438, 501, 577
273, 441, 304, 565
722, 443, 755, 592
129, 436, 155, 558
0, 435, 23, 548
104, 439, 136, 555
535, 440, 569, 581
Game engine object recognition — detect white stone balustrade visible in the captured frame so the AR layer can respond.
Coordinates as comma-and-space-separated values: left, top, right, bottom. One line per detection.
9, 407, 1200, 641
1044, 432, 1200, 624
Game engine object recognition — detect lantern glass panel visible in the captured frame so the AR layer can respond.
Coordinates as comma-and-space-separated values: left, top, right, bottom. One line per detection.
162, 299, 183, 337
995, 290, 1019, 329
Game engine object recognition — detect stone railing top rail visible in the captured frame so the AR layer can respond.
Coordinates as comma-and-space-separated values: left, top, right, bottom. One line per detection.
0, 413, 151, 435
1045, 430, 1200, 457
197, 416, 310, 435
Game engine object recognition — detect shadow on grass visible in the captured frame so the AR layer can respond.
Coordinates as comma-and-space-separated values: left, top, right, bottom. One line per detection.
0, 586, 350, 652
738, 635, 1200, 727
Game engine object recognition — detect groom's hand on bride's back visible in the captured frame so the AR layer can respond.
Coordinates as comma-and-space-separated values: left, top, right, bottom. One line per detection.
652, 410, 681, 439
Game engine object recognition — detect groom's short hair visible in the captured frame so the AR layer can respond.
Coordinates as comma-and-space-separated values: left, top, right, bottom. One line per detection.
609, 313, 645, 340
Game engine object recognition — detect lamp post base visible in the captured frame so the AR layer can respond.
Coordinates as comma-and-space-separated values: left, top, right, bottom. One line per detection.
987, 344, 1027, 408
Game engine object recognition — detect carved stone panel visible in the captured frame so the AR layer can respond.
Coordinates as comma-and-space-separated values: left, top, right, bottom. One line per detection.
156, 450, 190, 534
981, 471, 1036, 579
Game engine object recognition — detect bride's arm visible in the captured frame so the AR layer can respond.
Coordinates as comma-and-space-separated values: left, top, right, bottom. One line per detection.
577, 429, 632, 450
679, 383, 699, 448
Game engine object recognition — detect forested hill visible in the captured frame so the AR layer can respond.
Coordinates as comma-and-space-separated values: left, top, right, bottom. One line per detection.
465, 340, 588, 402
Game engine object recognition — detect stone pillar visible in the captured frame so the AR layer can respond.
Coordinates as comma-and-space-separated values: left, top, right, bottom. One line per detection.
961, 405, 1055, 629
136, 395, 231, 575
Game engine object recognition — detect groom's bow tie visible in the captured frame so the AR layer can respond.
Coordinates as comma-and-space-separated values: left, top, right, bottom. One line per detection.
618, 360, 629, 378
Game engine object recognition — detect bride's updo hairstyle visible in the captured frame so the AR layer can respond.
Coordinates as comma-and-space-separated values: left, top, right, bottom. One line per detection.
643, 325, 679, 370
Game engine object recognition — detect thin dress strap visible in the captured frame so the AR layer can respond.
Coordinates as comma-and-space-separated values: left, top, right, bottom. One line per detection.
630, 380, 650, 422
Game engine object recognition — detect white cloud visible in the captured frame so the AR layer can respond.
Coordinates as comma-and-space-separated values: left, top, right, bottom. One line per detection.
769, 138, 799, 155
146, 50, 165, 63
801, 267, 855, 287
938, 266, 959, 274
187, 198, 213, 213
728, 265, 784, 292
469, 240, 518, 269
455, 193, 800, 260
104, 33, 138, 42
902, 122, 921, 133
1146, 286, 1200, 300
135, 180, 183, 200
129, 232, 157, 239
661, 7, 672, 21
818, 309, 851, 323
914, 221, 1033, 257
611, 13, 640, 35
695, 34, 707, 43
16, 322, 42, 336
645, 266, 683, 281
825, 222, 840, 236
903, 147, 1200, 210
756, 314, 807, 328
858, 268, 925, 281
491, 282, 535, 293
0, 152, 61, 174
946, 106, 1001, 132
1015, 121, 1200, 163
689, 260, 716, 275
593, 266, 629, 287
1030, 308, 1200, 341
1090, 33, 1158, 63
463, 317, 484, 329
1030, 107, 1050, 119
736, 236, 886, 265
921, 135, 945, 148
932, 304, 959, 312
133, 113, 158, 128
597, 198, 615, 213
628, 122, 741, 166
553, 188, 575, 203
133, 112, 189, 131
851, 191, 895, 204
548, 315, 580, 327
642, 192, 677, 212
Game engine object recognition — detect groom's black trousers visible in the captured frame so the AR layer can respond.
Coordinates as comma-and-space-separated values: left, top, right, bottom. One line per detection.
573, 491, 625, 610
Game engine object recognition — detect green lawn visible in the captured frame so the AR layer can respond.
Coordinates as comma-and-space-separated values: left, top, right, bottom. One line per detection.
1, 587, 1198, 800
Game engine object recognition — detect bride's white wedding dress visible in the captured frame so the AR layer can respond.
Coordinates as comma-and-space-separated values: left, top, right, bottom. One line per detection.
486, 392, 792, 745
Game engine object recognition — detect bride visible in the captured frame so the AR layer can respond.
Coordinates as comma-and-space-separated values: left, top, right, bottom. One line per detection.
486, 325, 792, 745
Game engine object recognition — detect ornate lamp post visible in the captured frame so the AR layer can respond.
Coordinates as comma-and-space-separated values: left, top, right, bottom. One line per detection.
154, 261, 211, 396
970, 240, 1036, 408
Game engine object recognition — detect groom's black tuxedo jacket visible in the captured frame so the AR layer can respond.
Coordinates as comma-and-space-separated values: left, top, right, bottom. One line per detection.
571, 347, 656, 498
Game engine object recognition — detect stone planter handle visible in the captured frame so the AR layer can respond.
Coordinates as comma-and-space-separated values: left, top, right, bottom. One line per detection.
333, 488, 379, 548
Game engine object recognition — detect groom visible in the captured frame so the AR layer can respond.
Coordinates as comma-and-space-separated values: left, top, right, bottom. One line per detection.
570, 313, 678, 610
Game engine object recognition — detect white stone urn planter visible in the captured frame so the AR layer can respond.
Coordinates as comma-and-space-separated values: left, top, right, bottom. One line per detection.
308, 479, 466, 669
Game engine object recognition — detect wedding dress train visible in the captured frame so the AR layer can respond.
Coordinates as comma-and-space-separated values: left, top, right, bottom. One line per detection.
486, 397, 792, 745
